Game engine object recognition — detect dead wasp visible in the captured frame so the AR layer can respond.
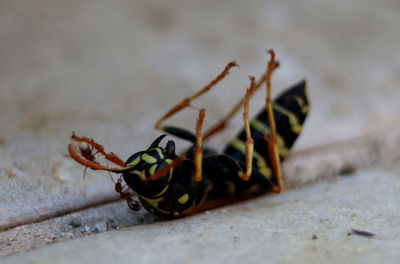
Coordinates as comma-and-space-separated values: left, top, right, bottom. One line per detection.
68, 50, 309, 218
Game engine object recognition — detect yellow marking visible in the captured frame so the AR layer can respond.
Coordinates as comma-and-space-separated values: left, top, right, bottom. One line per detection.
148, 147, 164, 160
230, 139, 272, 179
294, 96, 309, 114
151, 160, 174, 184
149, 162, 175, 198
126, 156, 141, 167
130, 169, 140, 175
164, 159, 175, 181
294, 96, 303, 106
139, 196, 163, 207
136, 157, 178, 216
149, 164, 158, 175
141, 153, 157, 164
272, 103, 303, 134
139, 195, 170, 215
130, 170, 147, 181
178, 193, 189, 204
277, 145, 289, 159
131, 170, 147, 181
133, 163, 174, 183
301, 104, 309, 114
258, 167, 271, 179
173, 211, 180, 217
225, 181, 236, 195
140, 170, 146, 180
152, 184, 169, 198
250, 120, 290, 158
251, 119, 271, 135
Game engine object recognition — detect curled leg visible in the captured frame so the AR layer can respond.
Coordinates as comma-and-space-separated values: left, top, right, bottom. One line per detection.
68, 132, 129, 173
203, 68, 272, 141
264, 50, 282, 193
237, 77, 257, 181
69, 133, 141, 208
155, 61, 237, 133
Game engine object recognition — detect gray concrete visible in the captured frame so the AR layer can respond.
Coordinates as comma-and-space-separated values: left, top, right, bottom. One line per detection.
1, 0, 400, 262
2, 130, 398, 257
3, 165, 400, 263
2, 0, 400, 230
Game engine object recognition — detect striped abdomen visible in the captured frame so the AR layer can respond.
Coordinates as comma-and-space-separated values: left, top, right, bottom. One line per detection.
223, 80, 309, 181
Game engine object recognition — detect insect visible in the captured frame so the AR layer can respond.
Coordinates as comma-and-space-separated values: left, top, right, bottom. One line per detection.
68, 50, 309, 218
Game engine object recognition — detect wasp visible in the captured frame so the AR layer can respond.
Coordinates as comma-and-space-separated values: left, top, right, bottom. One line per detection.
68, 50, 309, 218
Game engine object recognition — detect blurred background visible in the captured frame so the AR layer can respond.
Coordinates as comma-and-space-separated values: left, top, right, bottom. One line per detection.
1, 0, 400, 258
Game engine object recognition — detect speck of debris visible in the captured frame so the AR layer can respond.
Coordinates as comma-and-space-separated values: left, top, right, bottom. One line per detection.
91, 226, 99, 234
106, 219, 118, 231
351, 229, 375, 238
312, 234, 318, 240
70, 217, 82, 228
12, 161, 28, 171
5, 168, 17, 178
80, 225, 90, 233
339, 163, 357, 176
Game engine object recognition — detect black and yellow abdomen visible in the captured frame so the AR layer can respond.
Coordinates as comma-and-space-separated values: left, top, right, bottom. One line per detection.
224, 80, 309, 183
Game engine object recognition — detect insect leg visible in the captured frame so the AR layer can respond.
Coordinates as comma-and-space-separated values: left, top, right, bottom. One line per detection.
154, 61, 237, 142
147, 62, 237, 181
68, 133, 130, 173
144, 108, 206, 183
203, 63, 277, 142
193, 108, 205, 182
264, 50, 282, 193
237, 77, 256, 181
112, 175, 141, 211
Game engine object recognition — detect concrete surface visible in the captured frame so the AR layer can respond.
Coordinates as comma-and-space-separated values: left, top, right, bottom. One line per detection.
1, 0, 400, 263
3, 165, 400, 264
1, 130, 399, 258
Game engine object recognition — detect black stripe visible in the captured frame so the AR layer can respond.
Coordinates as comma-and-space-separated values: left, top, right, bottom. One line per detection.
224, 80, 309, 166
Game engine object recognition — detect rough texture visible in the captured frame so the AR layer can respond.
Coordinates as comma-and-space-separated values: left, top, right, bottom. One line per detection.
1, 0, 400, 229
1, 0, 400, 262
3, 166, 400, 263
1, 131, 399, 257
